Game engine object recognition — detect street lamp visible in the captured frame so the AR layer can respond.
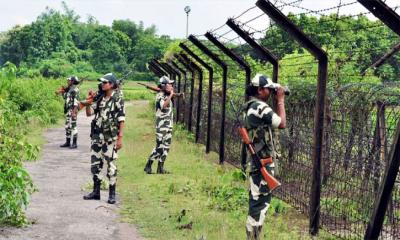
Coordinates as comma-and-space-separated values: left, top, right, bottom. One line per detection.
184, 6, 191, 37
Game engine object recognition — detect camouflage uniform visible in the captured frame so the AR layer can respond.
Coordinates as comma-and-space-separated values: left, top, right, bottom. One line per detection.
90, 91, 125, 186
148, 91, 173, 163
243, 97, 281, 239
63, 85, 80, 140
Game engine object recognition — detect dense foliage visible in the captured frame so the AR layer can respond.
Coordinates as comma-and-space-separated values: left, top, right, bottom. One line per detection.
165, 13, 399, 102
0, 2, 172, 80
260, 13, 400, 83
0, 63, 63, 226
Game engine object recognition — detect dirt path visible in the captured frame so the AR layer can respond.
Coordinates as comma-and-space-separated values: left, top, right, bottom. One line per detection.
0, 110, 143, 240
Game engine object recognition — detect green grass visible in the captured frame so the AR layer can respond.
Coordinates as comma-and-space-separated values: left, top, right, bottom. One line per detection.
23, 118, 64, 160
117, 101, 335, 240
78, 80, 155, 101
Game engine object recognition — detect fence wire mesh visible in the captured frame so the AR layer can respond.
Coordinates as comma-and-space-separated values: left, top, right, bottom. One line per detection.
162, 0, 400, 238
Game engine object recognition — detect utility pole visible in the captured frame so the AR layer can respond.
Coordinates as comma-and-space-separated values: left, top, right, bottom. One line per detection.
184, 6, 191, 37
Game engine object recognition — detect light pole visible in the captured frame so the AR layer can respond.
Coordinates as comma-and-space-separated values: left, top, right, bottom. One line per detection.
184, 6, 191, 37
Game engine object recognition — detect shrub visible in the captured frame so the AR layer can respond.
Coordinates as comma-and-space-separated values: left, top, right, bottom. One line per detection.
0, 62, 63, 226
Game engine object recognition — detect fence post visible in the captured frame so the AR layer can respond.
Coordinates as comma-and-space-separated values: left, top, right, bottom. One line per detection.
256, 0, 328, 235
180, 43, 213, 151
356, 1, 400, 238
180, 43, 208, 144
226, 18, 279, 83
175, 54, 195, 131
205, 32, 251, 168
358, 0, 400, 36
171, 60, 187, 123
170, 59, 186, 122
188, 35, 228, 164
179, 43, 214, 153
365, 119, 400, 239
150, 60, 168, 76
148, 63, 163, 77
180, 53, 202, 134
161, 62, 179, 81
153, 59, 173, 79
166, 61, 183, 123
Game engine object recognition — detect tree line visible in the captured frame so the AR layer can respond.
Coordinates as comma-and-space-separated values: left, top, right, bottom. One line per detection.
0, 2, 172, 80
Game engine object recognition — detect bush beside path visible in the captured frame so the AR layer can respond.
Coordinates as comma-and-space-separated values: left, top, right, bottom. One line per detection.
0, 110, 142, 240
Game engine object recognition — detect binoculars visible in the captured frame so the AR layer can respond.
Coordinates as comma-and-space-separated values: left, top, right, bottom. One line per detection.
268, 83, 290, 96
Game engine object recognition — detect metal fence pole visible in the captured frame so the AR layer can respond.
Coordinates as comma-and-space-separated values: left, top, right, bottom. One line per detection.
154, 59, 173, 79
256, 0, 328, 235
161, 62, 179, 81
179, 43, 207, 143
226, 18, 279, 83
166, 61, 183, 123
171, 60, 187, 123
148, 63, 163, 77
180, 53, 202, 134
356, 0, 400, 238
150, 60, 168, 76
205, 32, 251, 168
180, 43, 214, 153
188, 35, 228, 164
175, 54, 195, 131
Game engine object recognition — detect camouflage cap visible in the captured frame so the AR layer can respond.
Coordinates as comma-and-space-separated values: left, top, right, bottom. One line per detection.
250, 73, 273, 88
68, 76, 80, 83
159, 76, 174, 85
98, 73, 117, 84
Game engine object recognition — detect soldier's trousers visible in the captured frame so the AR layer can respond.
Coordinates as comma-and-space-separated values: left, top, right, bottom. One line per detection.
148, 127, 172, 163
65, 111, 77, 139
246, 165, 275, 238
90, 139, 117, 185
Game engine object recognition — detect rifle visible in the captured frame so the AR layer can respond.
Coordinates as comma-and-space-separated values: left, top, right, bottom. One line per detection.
230, 100, 281, 192
79, 72, 132, 110
137, 82, 184, 98
56, 75, 89, 96
55, 85, 68, 95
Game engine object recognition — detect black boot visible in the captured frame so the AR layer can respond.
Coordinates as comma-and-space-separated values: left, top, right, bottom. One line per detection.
246, 226, 262, 240
144, 160, 153, 174
156, 161, 170, 174
83, 178, 101, 200
69, 135, 78, 149
108, 184, 116, 204
60, 137, 71, 147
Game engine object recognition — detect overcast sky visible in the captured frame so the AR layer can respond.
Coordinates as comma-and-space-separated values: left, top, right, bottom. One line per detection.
0, 0, 398, 39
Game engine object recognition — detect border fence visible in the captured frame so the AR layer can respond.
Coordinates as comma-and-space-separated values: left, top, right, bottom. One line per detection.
147, 0, 400, 239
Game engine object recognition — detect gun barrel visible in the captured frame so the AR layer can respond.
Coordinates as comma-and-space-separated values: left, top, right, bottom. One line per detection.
137, 82, 160, 92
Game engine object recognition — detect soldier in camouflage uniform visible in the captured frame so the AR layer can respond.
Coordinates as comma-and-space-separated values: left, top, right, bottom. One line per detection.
144, 76, 175, 174
243, 74, 286, 240
58, 76, 80, 149
83, 73, 125, 204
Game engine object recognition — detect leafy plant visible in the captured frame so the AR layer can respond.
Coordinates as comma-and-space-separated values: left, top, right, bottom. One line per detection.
0, 65, 64, 226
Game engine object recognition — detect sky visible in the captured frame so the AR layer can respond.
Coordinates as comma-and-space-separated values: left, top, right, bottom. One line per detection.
0, 0, 398, 39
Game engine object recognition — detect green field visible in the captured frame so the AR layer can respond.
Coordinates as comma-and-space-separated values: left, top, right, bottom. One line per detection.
78, 80, 156, 102
117, 101, 335, 240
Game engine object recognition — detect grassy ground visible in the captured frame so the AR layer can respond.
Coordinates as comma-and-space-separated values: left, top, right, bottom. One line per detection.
117, 101, 335, 240
24, 118, 64, 160
79, 80, 155, 101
